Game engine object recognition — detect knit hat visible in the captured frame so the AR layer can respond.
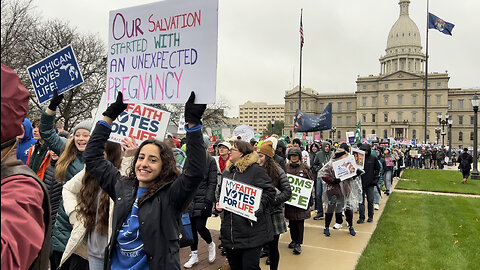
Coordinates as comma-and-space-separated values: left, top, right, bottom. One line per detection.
265, 136, 278, 150
258, 140, 274, 158
1, 64, 30, 144
218, 141, 232, 150
334, 148, 348, 159
73, 119, 93, 135
202, 135, 210, 149
288, 147, 302, 159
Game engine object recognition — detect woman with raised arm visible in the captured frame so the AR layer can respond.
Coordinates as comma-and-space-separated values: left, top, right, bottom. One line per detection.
84, 91, 206, 269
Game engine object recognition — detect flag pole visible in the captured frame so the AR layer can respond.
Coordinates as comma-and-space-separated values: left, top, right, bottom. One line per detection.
424, 0, 429, 144
299, 8, 303, 112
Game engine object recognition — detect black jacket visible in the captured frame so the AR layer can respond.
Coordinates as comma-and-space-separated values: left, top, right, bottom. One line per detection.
42, 160, 63, 225
188, 154, 217, 218
220, 152, 275, 250
361, 154, 381, 188
84, 123, 205, 270
274, 154, 286, 172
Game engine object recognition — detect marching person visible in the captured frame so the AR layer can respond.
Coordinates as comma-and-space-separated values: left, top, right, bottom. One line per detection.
26, 118, 52, 180
457, 148, 473, 184
84, 91, 206, 269
311, 141, 333, 220
357, 144, 380, 224
215, 139, 276, 270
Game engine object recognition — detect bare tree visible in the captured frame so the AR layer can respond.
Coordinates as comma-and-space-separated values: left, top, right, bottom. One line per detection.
1, 0, 107, 131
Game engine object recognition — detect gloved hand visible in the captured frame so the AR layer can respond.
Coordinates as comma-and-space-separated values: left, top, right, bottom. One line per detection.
332, 178, 341, 184
103, 92, 128, 120
185, 91, 206, 125
48, 90, 64, 111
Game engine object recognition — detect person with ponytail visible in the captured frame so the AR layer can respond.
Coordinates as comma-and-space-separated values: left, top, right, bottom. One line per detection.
40, 90, 92, 270
84, 91, 206, 269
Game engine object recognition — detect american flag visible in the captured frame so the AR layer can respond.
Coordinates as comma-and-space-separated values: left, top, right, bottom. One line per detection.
300, 14, 304, 48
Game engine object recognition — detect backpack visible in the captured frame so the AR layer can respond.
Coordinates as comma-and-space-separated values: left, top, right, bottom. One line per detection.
1, 159, 51, 270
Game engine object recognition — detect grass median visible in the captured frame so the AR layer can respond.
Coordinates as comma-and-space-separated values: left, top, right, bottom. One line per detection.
356, 192, 480, 270
395, 169, 480, 195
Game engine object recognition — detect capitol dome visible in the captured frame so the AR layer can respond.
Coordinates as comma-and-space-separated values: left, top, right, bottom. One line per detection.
380, 0, 426, 75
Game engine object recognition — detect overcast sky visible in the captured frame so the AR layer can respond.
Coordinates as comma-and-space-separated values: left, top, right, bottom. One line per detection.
34, 0, 480, 117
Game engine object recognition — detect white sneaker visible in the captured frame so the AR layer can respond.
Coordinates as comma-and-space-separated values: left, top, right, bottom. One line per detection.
184, 251, 199, 268
333, 223, 343, 229
374, 204, 380, 210
208, 241, 216, 263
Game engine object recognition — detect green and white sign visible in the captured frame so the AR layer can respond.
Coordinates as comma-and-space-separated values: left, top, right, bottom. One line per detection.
285, 174, 313, 210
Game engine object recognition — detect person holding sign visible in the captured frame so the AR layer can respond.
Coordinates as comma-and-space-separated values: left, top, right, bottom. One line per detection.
284, 147, 314, 255
319, 147, 363, 237
215, 140, 275, 270
84, 91, 206, 269
257, 141, 292, 269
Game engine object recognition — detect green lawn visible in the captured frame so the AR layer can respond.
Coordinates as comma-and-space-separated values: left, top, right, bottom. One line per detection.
395, 169, 480, 195
356, 193, 480, 270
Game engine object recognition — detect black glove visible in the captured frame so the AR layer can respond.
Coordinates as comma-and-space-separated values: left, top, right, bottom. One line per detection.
184, 91, 206, 125
356, 169, 363, 177
48, 90, 64, 111
103, 92, 128, 120
332, 178, 341, 184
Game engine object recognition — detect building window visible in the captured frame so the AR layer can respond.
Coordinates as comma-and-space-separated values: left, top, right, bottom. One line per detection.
362, 130, 366, 138
337, 102, 342, 111
427, 95, 430, 105
373, 85, 377, 90
372, 97, 377, 106
427, 83, 431, 87
362, 85, 367, 90
458, 116, 463, 125
346, 116, 352, 125
437, 82, 441, 87
427, 113, 430, 122
412, 95, 417, 105
372, 130, 376, 135
398, 95, 403, 105
290, 102, 293, 110
436, 95, 441, 105
384, 113, 388, 122
448, 100, 452, 109
306, 102, 309, 110
385, 84, 389, 89
459, 132, 463, 141
320, 103, 324, 111
471, 116, 475, 125
362, 114, 367, 122
384, 95, 389, 105
398, 83, 403, 88
372, 114, 376, 123
337, 131, 341, 139
397, 112, 403, 121
337, 117, 342, 125
426, 130, 430, 140
362, 97, 367, 107
471, 132, 475, 141
413, 83, 417, 87
412, 112, 417, 122
347, 102, 351, 111
384, 130, 388, 138
459, 100, 463, 109
412, 130, 416, 139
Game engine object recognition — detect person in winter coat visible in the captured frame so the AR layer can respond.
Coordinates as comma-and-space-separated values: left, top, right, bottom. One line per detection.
41, 90, 92, 270
383, 148, 395, 196
266, 136, 286, 171
311, 141, 333, 220
309, 142, 320, 172
26, 118, 52, 180
319, 147, 362, 237
357, 144, 380, 223
16, 118, 37, 164
284, 147, 313, 255
184, 135, 218, 268
215, 139, 276, 270
257, 141, 292, 269
84, 91, 206, 269
60, 141, 124, 270
457, 148, 473, 184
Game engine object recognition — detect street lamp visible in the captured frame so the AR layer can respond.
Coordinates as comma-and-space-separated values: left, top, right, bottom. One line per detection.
471, 93, 479, 180
437, 113, 449, 147
435, 127, 441, 145
447, 117, 453, 166
330, 126, 337, 140
271, 118, 275, 135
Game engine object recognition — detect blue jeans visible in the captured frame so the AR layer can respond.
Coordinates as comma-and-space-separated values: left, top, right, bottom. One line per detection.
315, 180, 324, 216
374, 185, 381, 204
384, 170, 392, 192
359, 185, 375, 220
88, 256, 104, 270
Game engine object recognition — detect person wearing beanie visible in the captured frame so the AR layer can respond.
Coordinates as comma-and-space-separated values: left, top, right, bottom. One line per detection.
457, 148, 473, 184
311, 141, 333, 220
284, 146, 313, 255
40, 90, 92, 269
318, 148, 363, 237
1, 64, 51, 270
257, 140, 292, 268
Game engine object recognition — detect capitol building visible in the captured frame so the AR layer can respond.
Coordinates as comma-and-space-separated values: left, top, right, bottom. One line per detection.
283, 0, 478, 149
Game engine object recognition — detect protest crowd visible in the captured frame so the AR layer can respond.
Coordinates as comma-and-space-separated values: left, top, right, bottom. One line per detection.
2, 60, 478, 270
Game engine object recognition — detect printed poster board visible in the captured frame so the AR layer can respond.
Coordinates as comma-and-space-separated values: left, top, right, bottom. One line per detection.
385, 157, 395, 167
285, 174, 313, 210
106, 0, 218, 104
332, 155, 357, 181
352, 148, 365, 169
93, 92, 171, 146
28, 45, 84, 104
219, 178, 262, 221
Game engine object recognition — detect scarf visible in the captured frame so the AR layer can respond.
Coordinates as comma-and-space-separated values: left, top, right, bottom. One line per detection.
218, 155, 230, 173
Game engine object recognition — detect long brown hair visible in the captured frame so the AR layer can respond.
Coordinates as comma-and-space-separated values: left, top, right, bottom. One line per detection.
262, 155, 280, 188
55, 137, 78, 183
76, 142, 122, 234
127, 139, 180, 204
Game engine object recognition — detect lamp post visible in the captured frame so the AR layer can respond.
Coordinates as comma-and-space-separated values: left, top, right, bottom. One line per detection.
471, 93, 479, 180
330, 126, 337, 140
435, 127, 441, 145
437, 113, 449, 147
447, 117, 453, 166
271, 118, 275, 135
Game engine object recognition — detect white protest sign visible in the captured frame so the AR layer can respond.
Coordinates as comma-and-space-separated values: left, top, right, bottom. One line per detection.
219, 178, 262, 221
285, 174, 313, 210
332, 155, 357, 181
232, 125, 254, 142
93, 92, 171, 145
106, 0, 218, 104
352, 148, 365, 170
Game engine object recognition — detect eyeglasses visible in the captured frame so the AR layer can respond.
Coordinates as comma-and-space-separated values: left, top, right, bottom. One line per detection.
231, 148, 238, 152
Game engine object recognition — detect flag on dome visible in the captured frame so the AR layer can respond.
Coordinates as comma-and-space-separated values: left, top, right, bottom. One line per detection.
428, 13, 454, 35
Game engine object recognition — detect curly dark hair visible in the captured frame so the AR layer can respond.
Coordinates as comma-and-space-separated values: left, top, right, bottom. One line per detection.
127, 139, 181, 204
262, 155, 280, 188
77, 142, 122, 235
